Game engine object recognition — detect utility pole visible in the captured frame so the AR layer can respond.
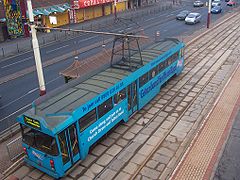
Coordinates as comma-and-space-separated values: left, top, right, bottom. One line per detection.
207, 0, 212, 28
26, 0, 46, 96
114, 0, 117, 19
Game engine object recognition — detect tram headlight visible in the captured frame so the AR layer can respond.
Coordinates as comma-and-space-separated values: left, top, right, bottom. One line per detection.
50, 160, 55, 170
23, 147, 28, 156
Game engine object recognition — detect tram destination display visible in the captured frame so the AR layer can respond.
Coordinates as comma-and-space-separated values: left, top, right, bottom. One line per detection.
24, 116, 41, 129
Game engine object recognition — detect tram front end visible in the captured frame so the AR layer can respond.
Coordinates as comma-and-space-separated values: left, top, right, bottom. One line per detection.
18, 115, 66, 179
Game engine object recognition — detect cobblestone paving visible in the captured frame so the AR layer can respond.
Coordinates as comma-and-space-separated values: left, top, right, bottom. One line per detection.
6, 11, 240, 180
172, 57, 240, 180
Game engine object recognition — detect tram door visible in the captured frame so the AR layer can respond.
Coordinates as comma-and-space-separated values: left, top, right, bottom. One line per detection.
128, 81, 138, 116
58, 124, 80, 171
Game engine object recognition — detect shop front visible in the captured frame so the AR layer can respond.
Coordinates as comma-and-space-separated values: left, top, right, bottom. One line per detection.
32, 3, 70, 28
128, 0, 141, 9
103, 3, 112, 16
73, 0, 116, 21
114, 0, 127, 12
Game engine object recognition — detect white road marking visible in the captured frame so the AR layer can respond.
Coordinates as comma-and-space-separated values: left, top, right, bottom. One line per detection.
0, 76, 60, 113
166, 13, 174, 17
1, 56, 33, 69
46, 44, 70, 54
0, 103, 31, 122
0, 87, 38, 110
27, 87, 39, 94
78, 36, 96, 43
145, 9, 180, 22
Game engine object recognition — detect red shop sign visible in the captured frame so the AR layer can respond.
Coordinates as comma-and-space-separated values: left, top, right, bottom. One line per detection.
78, 0, 114, 8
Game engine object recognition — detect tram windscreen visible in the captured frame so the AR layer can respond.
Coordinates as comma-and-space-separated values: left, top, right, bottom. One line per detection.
21, 125, 58, 156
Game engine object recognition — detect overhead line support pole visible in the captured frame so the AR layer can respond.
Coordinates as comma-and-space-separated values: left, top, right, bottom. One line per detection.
207, 0, 212, 28
114, 0, 117, 20
27, 0, 46, 96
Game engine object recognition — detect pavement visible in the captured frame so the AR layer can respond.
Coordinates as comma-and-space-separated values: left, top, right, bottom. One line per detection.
171, 64, 240, 179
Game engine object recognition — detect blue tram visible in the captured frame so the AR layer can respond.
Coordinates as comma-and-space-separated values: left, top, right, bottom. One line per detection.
17, 38, 184, 178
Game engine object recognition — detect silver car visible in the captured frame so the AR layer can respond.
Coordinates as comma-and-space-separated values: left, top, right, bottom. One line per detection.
185, 13, 201, 24
212, 1, 221, 6
193, 0, 204, 7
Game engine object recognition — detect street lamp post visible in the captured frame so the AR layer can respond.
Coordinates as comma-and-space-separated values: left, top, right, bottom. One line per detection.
114, 0, 117, 19
26, 0, 46, 96
207, 0, 212, 28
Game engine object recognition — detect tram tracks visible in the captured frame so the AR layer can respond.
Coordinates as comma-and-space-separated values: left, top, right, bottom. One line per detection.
130, 45, 238, 180
92, 16, 240, 180
62, 12, 240, 180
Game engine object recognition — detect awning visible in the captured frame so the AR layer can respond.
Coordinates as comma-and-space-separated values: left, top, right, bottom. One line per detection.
33, 9, 44, 16
61, 3, 70, 10
41, 9, 52, 16
50, 6, 65, 13
0, 18, 6, 23
28, 3, 70, 17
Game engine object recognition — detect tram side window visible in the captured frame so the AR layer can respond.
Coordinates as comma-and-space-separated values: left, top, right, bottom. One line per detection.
167, 55, 173, 66
168, 52, 179, 65
158, 61, 166, 73
79, 109, 96, 132
150, 66, 158, 80
114, 88, 126, 105
173, 52, 179, 61
180, 49, 184, 57
69, 125, 79, 156
58, 131, 70, 165
139, 72, 148, 87
98, 98, 113, 118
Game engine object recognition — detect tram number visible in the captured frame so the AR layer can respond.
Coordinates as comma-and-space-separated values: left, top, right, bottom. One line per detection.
24, 116, 41, 130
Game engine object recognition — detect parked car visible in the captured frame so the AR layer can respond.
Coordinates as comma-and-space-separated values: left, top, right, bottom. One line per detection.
211, 6, 222, 13
227, 0, 236, 5
176, 10, 190, 20
212, 1, 221, 6
185, 13, 201, 24
193, 0, 204, 7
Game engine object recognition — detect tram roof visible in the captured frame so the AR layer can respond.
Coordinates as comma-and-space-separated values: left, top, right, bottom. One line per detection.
29, 38, 180, 130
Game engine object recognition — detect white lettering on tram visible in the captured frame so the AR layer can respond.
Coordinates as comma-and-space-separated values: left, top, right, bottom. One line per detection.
32, 150, 44, 160
88, 107, 124, 142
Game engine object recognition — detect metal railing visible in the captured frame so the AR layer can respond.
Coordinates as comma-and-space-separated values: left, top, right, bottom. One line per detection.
6, 136, 23, 161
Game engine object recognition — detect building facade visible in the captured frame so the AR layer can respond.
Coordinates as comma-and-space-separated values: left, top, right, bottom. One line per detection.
70, 0, 127, 23
1, 0, 135, 39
